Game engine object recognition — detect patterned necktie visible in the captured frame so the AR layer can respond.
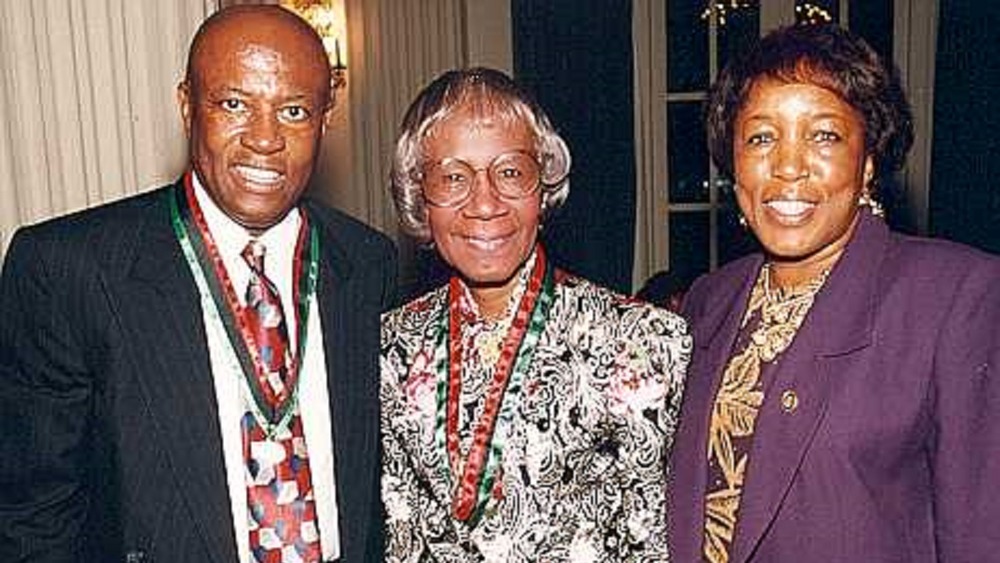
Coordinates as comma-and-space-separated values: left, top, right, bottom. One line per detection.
241, 240, 322, 563
242, 240, 291, 407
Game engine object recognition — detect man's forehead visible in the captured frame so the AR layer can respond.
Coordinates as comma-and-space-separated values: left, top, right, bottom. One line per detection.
200, 43, 285, 79
189, 44, 329, 101
194, 29, 310, 67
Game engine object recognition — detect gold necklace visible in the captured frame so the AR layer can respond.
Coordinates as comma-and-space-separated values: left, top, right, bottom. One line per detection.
756, 263, 830, 329
761, 263, 831, 303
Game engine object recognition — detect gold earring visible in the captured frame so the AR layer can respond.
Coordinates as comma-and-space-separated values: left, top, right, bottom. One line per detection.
731, 181, 749, 228
857, 190, 885, 217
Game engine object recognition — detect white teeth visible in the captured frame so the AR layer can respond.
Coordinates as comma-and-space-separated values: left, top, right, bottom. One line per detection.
767, 200, 814, 216
466, 237, 506, 251
234, 165, 281, 184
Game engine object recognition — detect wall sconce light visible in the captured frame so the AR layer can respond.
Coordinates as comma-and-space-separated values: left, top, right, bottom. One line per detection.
281, 0, 348, 90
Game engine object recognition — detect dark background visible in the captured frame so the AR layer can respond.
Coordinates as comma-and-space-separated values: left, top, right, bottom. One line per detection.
930, 0, 1000, 251
513, 0, 636, 292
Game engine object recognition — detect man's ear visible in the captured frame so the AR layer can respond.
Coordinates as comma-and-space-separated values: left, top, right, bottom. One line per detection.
177, 80, 193, 138
320, 82, 336, 136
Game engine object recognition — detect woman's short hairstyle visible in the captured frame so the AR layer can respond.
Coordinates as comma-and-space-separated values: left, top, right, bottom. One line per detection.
706, 24, 913, 197
391, 67, 571, 243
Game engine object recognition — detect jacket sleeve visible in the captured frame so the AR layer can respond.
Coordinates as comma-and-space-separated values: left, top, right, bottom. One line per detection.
929, 258, 1000, 560
379, 318, 429, 563
601, 304, 691, 561
0, 228, 96, 563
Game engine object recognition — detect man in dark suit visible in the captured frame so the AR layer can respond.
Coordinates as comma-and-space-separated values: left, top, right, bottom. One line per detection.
0, 6, 395, 562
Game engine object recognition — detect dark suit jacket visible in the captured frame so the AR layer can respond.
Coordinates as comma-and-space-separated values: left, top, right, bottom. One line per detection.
0, 181, 397, 562
669, 211, 1000, 562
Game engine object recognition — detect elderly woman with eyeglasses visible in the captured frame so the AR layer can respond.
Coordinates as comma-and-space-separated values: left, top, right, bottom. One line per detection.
379, 68, 691, 562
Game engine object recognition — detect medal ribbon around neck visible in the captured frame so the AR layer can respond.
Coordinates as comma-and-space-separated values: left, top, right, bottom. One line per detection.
169, 172, 319, 435
434, 244, 555, 522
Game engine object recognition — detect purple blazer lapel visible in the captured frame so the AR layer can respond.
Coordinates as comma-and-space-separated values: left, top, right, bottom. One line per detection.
730, 212, 887, 562
670, 255, 762, 562
727, 335, 834, 563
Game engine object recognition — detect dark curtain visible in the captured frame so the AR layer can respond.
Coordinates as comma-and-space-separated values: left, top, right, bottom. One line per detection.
930, 0, 1000, 253
512, 0, 636, 292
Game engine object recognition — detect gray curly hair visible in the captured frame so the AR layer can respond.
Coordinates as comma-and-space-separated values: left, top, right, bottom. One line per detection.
390, 67, 572, 243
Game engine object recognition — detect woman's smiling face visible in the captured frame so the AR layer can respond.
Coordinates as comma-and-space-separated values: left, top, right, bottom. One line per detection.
423, 108, 542, 293
733, 79, 874, 276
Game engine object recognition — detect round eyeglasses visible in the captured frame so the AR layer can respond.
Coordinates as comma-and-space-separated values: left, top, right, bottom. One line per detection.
420, 150, 542, 207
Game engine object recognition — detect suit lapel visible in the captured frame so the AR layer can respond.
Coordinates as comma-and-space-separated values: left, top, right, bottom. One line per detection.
731, 212, 886, 562
115, 184, 238, 563
670, 257, 761, 562
728, 325, 834, 562
312, 209, 383, 562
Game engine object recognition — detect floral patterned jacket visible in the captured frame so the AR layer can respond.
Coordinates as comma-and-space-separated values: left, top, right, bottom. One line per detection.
380, 273, 691, 562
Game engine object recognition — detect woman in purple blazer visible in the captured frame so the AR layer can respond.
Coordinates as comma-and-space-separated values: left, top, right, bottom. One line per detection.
669, 24, 1000, 563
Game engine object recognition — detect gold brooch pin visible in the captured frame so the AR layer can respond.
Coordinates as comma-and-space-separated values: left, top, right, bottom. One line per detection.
780, 389, 799, 413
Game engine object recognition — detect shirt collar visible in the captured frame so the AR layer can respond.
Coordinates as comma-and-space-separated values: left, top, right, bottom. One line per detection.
191, 170, 301, 267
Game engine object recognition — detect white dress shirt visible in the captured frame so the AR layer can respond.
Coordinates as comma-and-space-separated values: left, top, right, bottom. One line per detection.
191, 175, 341, 562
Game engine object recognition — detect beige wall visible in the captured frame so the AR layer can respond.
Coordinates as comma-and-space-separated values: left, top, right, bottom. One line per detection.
465, 0, 513, 74
0, 0, 214, 254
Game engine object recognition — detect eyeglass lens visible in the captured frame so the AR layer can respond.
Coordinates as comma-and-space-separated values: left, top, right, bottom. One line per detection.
423, 151, 540, 206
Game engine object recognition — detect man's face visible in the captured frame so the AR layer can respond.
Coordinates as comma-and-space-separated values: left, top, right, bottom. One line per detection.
178, 18, 331, 232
